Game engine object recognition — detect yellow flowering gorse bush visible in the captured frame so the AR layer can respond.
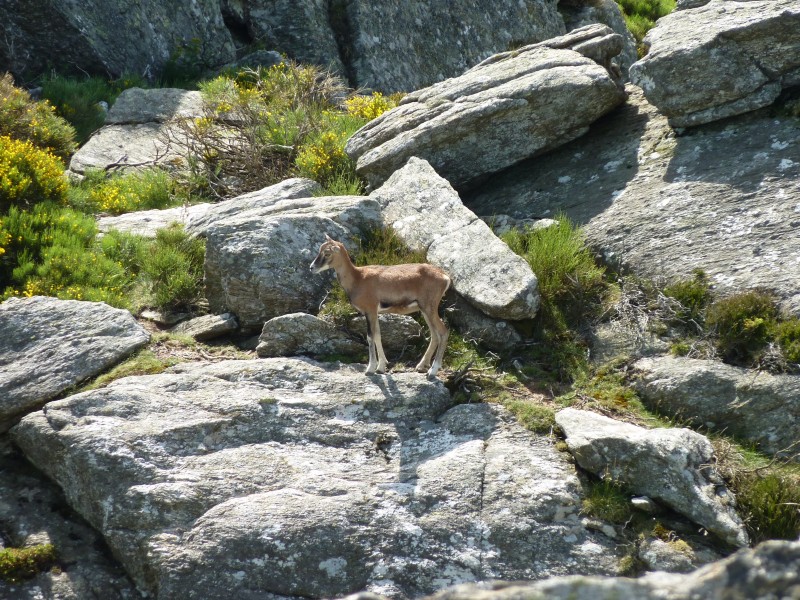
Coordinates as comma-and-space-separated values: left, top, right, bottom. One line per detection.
0, 73, 77, 161
0, 135, 67, 212
295, 130, 351, 184
345, 92, 403, 120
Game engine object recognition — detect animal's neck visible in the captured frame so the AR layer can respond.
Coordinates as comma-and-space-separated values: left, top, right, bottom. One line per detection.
333, 250, 361, 293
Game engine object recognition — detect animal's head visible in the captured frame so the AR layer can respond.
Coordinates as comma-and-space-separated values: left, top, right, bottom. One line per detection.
309, 234, 345, 273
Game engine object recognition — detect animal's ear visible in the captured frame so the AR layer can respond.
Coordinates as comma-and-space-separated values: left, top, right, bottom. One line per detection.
325, 233, 335, 242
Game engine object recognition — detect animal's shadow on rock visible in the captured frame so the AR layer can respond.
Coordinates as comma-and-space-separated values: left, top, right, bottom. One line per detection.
366, 371, 498, 490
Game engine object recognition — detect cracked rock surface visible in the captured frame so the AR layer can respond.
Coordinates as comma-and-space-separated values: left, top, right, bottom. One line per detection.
465, 85, 800, 315
11, 358, 622, 599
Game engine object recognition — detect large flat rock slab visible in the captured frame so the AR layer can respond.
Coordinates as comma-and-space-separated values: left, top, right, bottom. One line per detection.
629, 0, 800, 127
12, 358, 623, 599
0, 296, 149, 432
465, 85, 800, 316
346, 25, 626, 190
371, 158, 539, 321
97, 178, 320, 238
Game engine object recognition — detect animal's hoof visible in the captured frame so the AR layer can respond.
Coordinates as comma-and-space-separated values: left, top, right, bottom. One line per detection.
415, 364, 429, 373
426, 368, 439, 379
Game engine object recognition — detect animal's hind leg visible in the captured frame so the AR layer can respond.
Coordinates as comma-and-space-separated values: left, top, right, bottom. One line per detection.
416, 311, 439, 373
373, 317, 389, 373
426, 311, 449, 377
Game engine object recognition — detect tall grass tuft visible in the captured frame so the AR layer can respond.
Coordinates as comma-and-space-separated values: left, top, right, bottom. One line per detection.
502, 216, 607, 337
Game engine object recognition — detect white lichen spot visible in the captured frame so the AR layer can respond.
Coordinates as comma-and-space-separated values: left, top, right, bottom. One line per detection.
603, 160, 622, 172
319, 557, 348, 579
580, 541, 605, 554
778, 159, 796, 171
558, 175, 572, 184
771, 140, 790, 150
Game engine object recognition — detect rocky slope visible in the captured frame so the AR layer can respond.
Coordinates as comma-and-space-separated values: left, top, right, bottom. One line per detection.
1, 1, 799, 599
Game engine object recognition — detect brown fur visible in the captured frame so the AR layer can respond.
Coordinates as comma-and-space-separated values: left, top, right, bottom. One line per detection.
310, 235, 450, 376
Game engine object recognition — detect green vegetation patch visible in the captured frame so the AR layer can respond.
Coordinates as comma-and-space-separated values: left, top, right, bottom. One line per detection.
1, 207, 204, 313
502, 216, 607, 338
581, 478, 633, 524
177, 63, 400, 199
713, 439, 800, 543
663, 269, 712, 328
706, 290, 778, 365
504, 400, 556, 434
0, 202, 131, 305
0, 543, 57, 583
0, 73, 76, 161
67, 168, 177, 215
616, 0, 676, 55
40, 74, 144, 144
138, 225, 206, 312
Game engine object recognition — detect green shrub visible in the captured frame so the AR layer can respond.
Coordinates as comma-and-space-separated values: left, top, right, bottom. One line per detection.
0, 135, 68, 212
663, 269, 712, 326
0, 203, 133, 306
295, 113, 366, 193
174, 62, 350, 198
139, 224, 205, 311
0, 73, 76, 161
40, 75, 115, 144
175, 62, 374, 198
67, 168, 176, 215
99, 229, 149, 275
344, 91, 403, 120
1, 202, 94, 290
736, 470, 800, 542
772, 317, 800, 364
0, 543, 56, 583
706, 290, 777, 364
502, 216, 607, 337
